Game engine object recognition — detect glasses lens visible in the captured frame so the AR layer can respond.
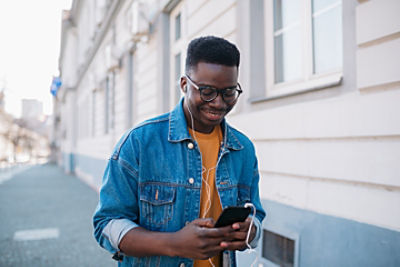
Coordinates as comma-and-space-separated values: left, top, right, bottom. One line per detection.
200, 87, 217, 101
222, 88, 239, 103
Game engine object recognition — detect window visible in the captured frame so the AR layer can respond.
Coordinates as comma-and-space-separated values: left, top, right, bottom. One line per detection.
104, 71, 115, 134
264, 0, 342, 98
169, 2, 186, 108
261, 229, 298, 267
175, 13, 181, 41
312, 0, 342, 74
78, 96, 90, 139
126, 51, 134, 128
273, 0, 302, 83
104, 78, 109, 134
92, 90, 96, 137
174, 53, 182, 103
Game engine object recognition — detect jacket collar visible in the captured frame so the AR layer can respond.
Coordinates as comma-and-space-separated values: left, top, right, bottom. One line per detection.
168, 98, 243, 151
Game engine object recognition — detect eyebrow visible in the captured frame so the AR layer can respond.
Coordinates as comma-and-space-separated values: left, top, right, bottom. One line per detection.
187, 75, 237, 89
196, 81, 237, 89
199, 84, 237, 90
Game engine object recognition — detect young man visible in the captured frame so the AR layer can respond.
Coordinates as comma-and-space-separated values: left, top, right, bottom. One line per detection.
93, 36, 266, 267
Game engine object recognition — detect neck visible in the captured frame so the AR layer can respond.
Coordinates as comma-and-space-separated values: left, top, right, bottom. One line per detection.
183, 99, 214, 134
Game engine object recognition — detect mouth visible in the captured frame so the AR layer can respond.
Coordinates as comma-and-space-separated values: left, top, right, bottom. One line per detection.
201, 108, 226, 121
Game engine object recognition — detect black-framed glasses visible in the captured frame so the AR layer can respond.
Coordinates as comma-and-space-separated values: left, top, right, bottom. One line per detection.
185, 75, 242, 104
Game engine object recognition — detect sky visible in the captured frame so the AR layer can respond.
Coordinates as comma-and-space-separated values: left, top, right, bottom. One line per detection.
0, 0, 72, 118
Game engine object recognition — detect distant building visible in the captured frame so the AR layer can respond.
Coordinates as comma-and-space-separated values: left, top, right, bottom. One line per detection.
0, 90, 5, 110
55, 0, 400, 266
0, 111, 49, 165
0, 96, 14, 165
21, 99, 43, 120
0, 87, 50, 165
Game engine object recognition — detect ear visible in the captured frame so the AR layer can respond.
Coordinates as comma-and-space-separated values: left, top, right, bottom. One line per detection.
180, 76, 187, 94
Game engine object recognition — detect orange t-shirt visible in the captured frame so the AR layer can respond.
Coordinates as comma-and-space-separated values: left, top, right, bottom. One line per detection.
189, 125, 223, 267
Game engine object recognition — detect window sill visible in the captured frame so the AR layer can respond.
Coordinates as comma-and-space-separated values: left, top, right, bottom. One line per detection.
249, 72, 342, 103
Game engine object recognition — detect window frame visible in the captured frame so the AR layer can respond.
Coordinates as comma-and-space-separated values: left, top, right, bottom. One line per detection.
169, 1, 187, 109
91, 89, 96, 137
263, 0, 343, 100
103, 71, 115, 135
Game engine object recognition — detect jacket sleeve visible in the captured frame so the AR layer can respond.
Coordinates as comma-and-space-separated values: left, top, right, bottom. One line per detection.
251, 156, 266, 224
248, 147, 266, 248
92, 131, 140, 254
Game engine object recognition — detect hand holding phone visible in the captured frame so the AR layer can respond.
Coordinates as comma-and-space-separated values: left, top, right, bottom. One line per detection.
214, 206, 251, 227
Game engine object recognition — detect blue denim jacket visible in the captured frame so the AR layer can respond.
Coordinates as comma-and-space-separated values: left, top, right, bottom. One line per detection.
93, 99, 266, 267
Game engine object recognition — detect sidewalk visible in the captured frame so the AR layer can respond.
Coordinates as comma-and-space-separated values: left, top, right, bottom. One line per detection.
0, 163, 32, 185
0, 163, 115, 267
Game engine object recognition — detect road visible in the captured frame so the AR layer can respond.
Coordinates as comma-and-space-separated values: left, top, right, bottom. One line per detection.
0, 163, 115, 267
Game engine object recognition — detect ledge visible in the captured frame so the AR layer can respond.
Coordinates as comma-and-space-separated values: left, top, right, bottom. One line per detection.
249, 74, 343, 103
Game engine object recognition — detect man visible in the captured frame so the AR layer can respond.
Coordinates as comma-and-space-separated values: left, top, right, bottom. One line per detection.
93, 36, 266, 267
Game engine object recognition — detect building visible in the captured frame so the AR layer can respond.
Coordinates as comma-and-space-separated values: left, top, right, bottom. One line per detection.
0, 102, 50, 165
0, 90, 14, 165
55, 0, 400, 266
21, 99, 43, 120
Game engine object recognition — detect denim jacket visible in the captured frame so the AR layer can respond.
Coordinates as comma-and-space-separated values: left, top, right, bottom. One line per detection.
93, 99, 266, 267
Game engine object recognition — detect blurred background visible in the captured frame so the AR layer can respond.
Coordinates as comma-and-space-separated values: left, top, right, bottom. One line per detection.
0, 0, 399, 266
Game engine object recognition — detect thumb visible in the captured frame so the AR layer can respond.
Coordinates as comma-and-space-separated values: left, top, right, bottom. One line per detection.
192, 218, 215, 228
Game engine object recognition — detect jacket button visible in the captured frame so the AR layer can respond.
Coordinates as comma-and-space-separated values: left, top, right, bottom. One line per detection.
188, 178, 194, 184
188, 142, 194, 149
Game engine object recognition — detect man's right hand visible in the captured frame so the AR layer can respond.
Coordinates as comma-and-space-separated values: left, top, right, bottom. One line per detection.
119, 219, 235, 260
119, 218, 236, 260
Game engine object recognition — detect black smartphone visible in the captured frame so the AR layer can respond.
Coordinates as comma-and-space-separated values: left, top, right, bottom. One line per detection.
214, 206, 251, 227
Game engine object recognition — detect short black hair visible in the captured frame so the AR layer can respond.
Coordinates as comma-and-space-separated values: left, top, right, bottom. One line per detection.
185, 36, 240, 74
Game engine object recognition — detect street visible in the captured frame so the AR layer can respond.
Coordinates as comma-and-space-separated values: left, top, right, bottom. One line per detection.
0, 163, 115, 267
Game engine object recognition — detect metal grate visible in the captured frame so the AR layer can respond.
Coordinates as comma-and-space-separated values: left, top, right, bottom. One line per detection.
262, 229, 295, 267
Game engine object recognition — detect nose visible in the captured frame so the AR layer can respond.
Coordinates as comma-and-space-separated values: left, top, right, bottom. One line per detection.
209, 92, 226, 109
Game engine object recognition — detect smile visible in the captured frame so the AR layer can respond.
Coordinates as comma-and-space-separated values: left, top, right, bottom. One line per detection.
201, 108, 225, 121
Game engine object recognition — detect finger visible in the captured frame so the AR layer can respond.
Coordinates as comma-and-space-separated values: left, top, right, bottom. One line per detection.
192, 218, 215, 228
232, 218, 251, 231
198, 245, 225, 260
219, 240, 247, 251
196, 238, 228, 258
224, 230, 248, 241
198, 225, 235, 238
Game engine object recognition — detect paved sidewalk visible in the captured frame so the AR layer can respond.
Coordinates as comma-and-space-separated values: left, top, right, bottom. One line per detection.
0, 163, 115, 267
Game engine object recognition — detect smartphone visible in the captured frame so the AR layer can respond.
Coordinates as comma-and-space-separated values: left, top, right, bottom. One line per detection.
214, 206, 251, 227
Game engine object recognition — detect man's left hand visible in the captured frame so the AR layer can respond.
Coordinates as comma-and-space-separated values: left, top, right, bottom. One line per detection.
218, 217, 256, 251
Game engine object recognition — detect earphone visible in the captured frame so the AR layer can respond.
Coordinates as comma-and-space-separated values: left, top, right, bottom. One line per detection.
244, 202, 259, 267
244, 203, 256, 250
186, 102, 221, 219
187, 102, 223, 267
186, 100, 257, 267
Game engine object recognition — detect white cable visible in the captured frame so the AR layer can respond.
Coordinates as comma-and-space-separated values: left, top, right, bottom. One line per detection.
188, 104, 257, 267
188, 100, 258, 266
187, 102, 224, 220
187, 103, 215, 267
244, 202, 258, 267
244, 203, 256, 250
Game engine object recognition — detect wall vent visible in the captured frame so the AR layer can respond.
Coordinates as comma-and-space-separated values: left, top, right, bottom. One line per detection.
262, 229, 297, 267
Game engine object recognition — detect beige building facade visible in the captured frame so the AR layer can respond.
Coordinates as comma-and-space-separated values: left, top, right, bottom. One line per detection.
55, 0, 400, 266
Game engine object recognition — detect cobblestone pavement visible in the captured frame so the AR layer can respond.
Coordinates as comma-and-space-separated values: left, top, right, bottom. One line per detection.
0, 163, 115, 267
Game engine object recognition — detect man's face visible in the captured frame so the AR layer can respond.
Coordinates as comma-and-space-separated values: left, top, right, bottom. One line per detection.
181, 62, 239, 133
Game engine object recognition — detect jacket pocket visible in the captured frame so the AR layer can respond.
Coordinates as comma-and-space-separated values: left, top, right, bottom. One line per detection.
140, 183, 176, 230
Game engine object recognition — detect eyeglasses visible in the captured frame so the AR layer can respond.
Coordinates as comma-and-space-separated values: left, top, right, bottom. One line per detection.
185, 75, 242, 104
